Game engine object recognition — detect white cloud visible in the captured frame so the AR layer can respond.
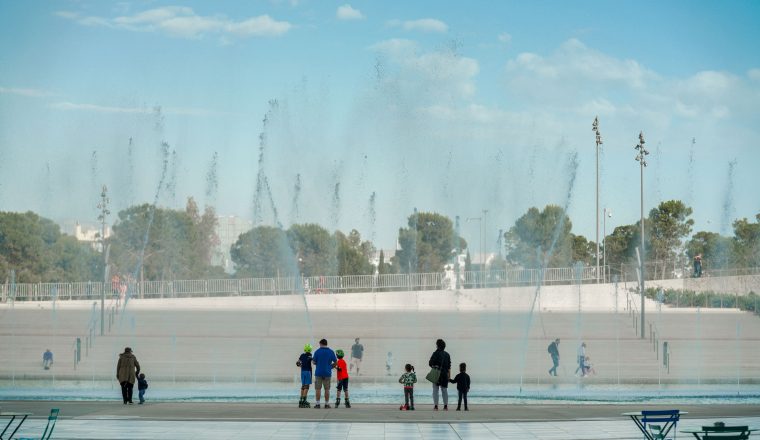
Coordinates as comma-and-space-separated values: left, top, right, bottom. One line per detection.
336, 4, 364, 20
49, 102, 149, 114
371, 39, 479, 103
56, 7, 292, 39
499, 37, 760, 146
748, 68, 760, 81
498, 32, 511, 44
389, 18, 448, 33
507, 39, 655, 89
0, 87, 51, 98
49, 101, 237, 116
226, 15, 292, 37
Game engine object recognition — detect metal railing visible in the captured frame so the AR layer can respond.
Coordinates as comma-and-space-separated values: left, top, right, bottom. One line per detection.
3, 264, 756, 303
1, 266, 602, 302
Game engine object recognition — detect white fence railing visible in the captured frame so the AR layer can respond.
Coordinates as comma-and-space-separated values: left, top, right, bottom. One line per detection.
1, 266, 604, 302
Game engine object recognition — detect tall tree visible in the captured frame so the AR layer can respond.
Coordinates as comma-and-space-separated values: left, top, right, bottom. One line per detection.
686, 231, 733, 270
570, 233, 596, 266
504, 205, 573, 268
335, 229, 375, 276
395, 211, 458, 273
647, 200, 694, 263
108, 199, 223, 280
0, 211, 101, 282
286, 223, 336, 276
377, 250, 386, 275
230, 225, 295, 277
732, 214, 760, 267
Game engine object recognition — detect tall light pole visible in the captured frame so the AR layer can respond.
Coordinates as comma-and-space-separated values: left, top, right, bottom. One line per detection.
603, 208, 611, 283
592, 117, 603, 283
97, 185, 110, 336
635, 131, 649, 339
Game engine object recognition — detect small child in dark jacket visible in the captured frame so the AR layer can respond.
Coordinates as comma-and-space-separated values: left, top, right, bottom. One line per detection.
449, 363, 470, 411
137, 373, 149, 404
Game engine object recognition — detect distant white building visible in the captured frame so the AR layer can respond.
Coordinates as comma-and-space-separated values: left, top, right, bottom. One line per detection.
73, 222, 111, 252
214, 216, 254, 273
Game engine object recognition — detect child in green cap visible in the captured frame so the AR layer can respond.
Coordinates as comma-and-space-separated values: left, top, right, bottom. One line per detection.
296, 343, 313, 408
335, 349, 351, 408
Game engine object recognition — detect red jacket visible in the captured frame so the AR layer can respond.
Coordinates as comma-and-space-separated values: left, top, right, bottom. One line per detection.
336, 359, 349, 380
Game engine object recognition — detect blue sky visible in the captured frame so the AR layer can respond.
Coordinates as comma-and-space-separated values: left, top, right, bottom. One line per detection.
1, 0, 759, 252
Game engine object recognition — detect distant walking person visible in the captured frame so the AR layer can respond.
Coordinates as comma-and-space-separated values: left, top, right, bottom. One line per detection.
547, 338, 560, 376
42, 349, 54, 370
574, 342, 587, 376
116, 347, 141, 405
350, 338, 364, 375
449, 363, 471, 411
428, 339, 451, 411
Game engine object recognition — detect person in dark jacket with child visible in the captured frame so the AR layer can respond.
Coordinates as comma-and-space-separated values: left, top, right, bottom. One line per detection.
116, 347, 140, 404
428, 339, 451, 411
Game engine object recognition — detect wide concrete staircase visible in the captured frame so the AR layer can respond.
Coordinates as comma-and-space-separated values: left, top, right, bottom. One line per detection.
2, 285, 758, 385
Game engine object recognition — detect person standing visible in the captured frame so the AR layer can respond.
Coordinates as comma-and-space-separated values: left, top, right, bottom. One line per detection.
312, 338, 337, 409
398, 364, 417, 411
116, 347, 140, 404
350, 338, 364, 375
547, 338, 560, 376
42, 349, 54, 370
449, 363, 471, 411
693, 254, 703, 278
334, 349, 351, 408
137, 373, 149, 404
296, 343, 313, 408
428, 339, 451, 411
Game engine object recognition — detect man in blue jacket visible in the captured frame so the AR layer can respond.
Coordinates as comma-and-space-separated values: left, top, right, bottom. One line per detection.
312, 338, 337, 408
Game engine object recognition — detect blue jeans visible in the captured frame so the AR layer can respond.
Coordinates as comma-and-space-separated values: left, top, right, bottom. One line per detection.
549, 355, 559, 376
139, 388, 146, 403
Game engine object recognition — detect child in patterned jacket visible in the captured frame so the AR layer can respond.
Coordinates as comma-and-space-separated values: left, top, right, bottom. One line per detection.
398, 364, 417, 410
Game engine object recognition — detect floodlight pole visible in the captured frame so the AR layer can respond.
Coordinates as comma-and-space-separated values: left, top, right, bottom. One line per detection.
97, 185, 110, 336
592, 117, 602, 283
635, 132, 649, 339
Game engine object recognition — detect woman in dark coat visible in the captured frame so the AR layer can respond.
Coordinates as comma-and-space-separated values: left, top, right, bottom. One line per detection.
428, 338, 451, 410
116, 347, 141, 404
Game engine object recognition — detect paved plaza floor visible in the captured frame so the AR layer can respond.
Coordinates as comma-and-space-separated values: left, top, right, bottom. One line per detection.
3, 402, 760, 439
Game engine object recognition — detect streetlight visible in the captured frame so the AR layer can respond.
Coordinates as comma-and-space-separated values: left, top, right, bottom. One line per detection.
603, 208, 611, 283
97, 185, 110, 336
592, 117, 603, 283
635, 131, 649, 339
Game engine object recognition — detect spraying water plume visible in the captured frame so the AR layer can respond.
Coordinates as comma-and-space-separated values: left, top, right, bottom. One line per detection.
518, 151, 579, 392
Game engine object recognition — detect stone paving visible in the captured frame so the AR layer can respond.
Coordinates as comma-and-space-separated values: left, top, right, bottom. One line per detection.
11, 416, 760, 439
4, 402, 760, 439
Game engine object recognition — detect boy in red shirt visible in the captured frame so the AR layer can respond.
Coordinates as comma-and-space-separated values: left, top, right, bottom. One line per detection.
334, 349, 351, 408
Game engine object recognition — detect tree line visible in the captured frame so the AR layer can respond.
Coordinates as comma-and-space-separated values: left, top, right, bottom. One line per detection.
1, 198, 758, 283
